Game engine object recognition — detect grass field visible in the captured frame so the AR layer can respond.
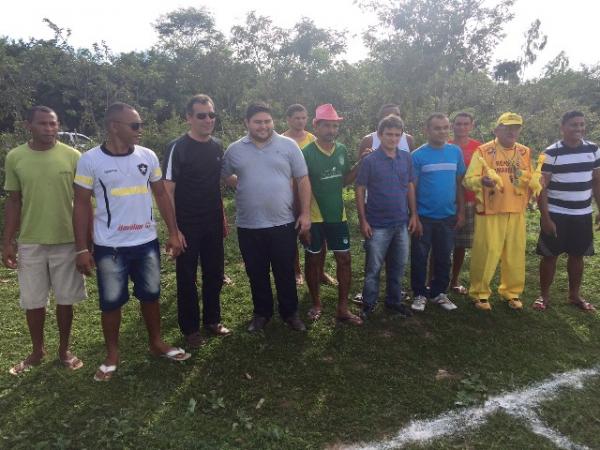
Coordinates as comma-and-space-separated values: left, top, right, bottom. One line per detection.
1, 193, 599, 449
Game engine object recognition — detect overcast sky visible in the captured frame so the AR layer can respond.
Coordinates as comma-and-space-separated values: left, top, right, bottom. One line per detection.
1, 0, 598, 78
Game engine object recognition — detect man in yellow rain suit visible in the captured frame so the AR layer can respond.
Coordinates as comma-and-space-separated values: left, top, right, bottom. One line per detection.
463, 112, 532, 311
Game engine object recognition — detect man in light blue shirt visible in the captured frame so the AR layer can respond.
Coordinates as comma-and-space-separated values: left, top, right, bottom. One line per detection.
410, 113, 465, 313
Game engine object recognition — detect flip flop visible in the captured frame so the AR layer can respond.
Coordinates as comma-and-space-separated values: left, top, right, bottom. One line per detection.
307, 307, 322, 321
94, 364, 117, 382
532, 297, 548, 311
61, 354, 84, 371
336, 314, 363, 326
569, 299, 596, 312
9, 360, 35, 376
159, 347, 191, 362
451, 285, 468, 295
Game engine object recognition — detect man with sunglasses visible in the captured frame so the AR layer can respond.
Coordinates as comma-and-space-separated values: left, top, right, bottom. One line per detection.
162, 94, 230, 348
73, 102, 189, 381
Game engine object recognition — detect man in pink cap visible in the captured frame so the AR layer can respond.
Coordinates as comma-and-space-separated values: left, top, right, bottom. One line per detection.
301, 104, 364, 325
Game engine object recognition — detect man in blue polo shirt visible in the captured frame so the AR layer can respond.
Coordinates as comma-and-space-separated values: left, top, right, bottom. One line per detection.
356, 115, 419, 318
411, 113, 465, 312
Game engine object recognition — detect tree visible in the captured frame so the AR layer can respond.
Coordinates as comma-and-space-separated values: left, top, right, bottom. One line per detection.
154, 7, 223, 55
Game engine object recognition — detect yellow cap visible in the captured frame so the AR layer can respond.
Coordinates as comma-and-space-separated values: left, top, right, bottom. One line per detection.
496, 112, 523, 126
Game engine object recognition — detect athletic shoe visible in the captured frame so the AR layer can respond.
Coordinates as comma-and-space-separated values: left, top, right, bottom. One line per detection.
431, 293, 458, 311
411, 295, 427, 312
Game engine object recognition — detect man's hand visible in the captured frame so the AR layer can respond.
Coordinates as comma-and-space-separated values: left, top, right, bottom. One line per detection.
299, 230, 311, 246
2, 242, 17, 269
541, 216, 557, 237
455, 212, 465, 230
412, 217, 423, 238
482, 176, 496, 188
165, 233, 184, 259
360, 220, 373, 239
76, 252, 95, 276
596, 212, 600, 231
408, 214, 419, 235
295, 212, 311, 236
178, 230, 188, 250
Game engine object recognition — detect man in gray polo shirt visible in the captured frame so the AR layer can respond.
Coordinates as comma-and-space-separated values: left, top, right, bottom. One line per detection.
222, 102, 312, 332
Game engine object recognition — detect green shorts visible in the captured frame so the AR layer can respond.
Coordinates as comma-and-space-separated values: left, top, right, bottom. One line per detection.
305, 222, 350, 253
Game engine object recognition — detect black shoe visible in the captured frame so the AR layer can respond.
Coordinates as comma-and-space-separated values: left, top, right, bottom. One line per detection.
385, 302, 413, 318
247, 315, 269, 333
285, 314, 307, 332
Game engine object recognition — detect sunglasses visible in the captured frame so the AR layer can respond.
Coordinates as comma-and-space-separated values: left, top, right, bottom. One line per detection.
114, 121, 144, 131
195, 112, 217, 120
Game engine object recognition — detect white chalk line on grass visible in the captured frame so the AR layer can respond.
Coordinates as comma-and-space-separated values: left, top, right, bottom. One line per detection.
347, 365, 600, 450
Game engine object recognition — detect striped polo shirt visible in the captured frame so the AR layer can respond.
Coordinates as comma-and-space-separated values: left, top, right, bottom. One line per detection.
355, 148, 414, 227
542, 140, 600, 215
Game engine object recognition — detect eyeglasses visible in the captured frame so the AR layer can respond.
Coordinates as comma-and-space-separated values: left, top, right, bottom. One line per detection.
195, 112, 217, 120
114, 121, 144, 131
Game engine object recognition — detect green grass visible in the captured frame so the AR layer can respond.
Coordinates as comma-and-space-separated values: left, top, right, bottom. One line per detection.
1, 193, 600, 449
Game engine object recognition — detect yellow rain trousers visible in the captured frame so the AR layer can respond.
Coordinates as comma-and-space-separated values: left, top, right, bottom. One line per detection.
469, 212, 526, 300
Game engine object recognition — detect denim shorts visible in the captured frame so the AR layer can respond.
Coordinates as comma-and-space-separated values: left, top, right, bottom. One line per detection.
94, 239, 161, 312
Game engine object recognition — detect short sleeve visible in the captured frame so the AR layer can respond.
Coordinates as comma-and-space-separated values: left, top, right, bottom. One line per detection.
149, 150, 162, 182
407, 154, 415, 183
4, 152, 21, 191
162, 141, 179, 182
411, 152, 421, 179
341, 145, 351, 176
594, 146, 600, 169
355, 156, 370, 187
290, 144, 308, 178
221, 146, 235, 179
74, 153, 94, 190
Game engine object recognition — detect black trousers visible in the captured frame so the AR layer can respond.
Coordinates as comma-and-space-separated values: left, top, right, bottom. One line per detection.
237, 222, 298, 320
176, 223, 224, 335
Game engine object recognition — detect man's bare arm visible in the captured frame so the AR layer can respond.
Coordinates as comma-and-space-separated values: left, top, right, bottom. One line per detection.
2, 191, 21, 268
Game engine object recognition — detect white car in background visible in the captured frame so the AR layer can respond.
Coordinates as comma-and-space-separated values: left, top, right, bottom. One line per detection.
58, 131, 93, 150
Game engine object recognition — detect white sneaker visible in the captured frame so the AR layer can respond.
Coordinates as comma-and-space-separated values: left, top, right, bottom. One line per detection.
411, 295, 427, 312
431, 293, 458, 311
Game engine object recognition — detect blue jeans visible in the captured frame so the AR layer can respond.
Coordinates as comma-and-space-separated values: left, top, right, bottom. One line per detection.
362, 224, 409, 309
411, 216, 456, 298
94, 239, 161, 312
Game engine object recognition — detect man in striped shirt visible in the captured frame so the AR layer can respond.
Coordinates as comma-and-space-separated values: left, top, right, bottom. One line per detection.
535, 111, 600, 312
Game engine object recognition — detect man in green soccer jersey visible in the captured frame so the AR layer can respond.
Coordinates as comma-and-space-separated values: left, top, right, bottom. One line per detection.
302, 104, 363, 325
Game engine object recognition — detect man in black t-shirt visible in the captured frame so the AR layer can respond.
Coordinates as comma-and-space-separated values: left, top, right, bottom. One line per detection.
163, 94, 231, 346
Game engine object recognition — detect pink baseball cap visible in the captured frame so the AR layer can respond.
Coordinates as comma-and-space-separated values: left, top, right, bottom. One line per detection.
314, 104, 343, 122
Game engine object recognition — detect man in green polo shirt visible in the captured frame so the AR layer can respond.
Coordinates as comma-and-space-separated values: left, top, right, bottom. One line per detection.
302, 104, 363, 325
3, 106, 87, 375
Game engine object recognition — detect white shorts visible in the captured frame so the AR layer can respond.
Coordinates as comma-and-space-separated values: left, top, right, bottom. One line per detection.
17, 243, 87, 310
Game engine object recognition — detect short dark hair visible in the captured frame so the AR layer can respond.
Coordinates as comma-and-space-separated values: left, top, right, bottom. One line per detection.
245, 102, 272, 121
104, 102, 135, 128
377, 103, 401, 120
26, 105, 56, 123
426, 113, 448, 128
186, 94, 214, 116
286, 104, 307, 117
561, 110, 585, 125
377, 115, 404, 135
452, 112, 474, 123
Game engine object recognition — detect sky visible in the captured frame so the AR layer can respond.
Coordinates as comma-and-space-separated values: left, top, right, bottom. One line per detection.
1, 0, 598, 78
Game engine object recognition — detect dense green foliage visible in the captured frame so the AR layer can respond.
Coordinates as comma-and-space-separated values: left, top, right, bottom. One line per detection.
1, 0, 599, 165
